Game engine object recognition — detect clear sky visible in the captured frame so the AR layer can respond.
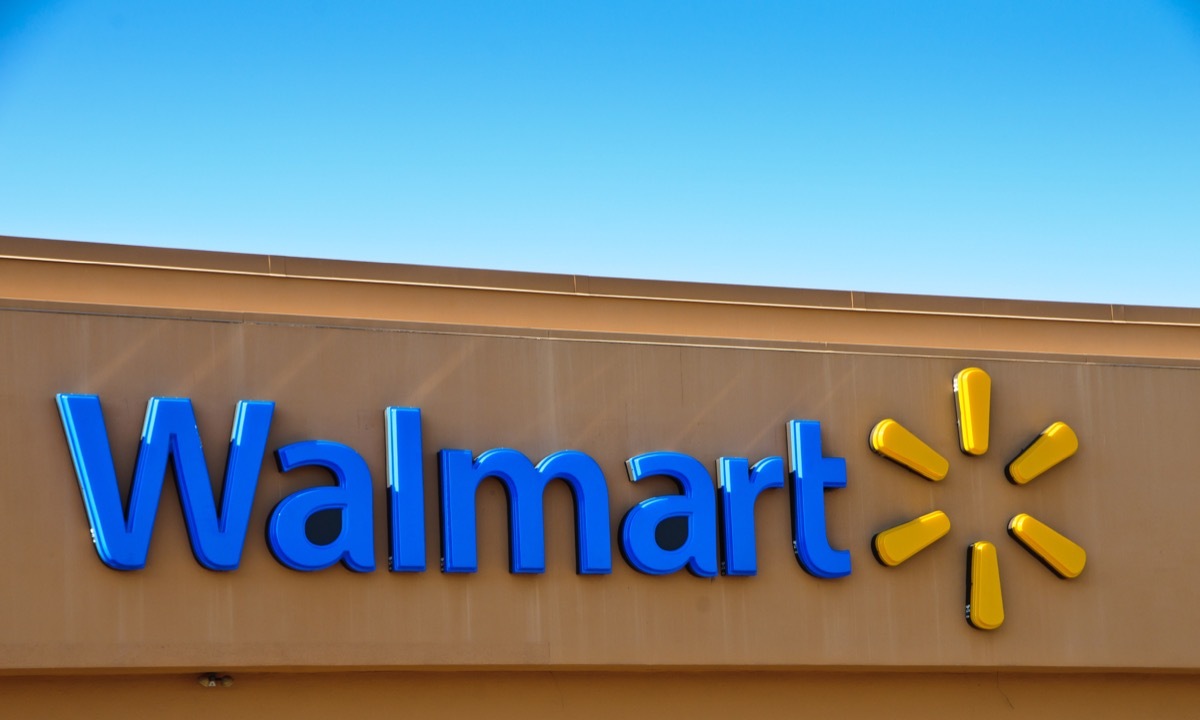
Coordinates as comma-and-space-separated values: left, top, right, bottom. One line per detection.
2, 2, 1198, 306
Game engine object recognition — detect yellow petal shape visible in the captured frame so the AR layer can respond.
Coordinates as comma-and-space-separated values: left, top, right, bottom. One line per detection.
953, 367, 991, 456
1008, 513, 1087, 579
1006, 421, 1079, 485
869, 419, 949, 481
966, 541, 1004, 631
872, 510, 951, 567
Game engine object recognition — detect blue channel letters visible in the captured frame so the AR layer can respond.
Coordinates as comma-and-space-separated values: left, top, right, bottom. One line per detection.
56, 394, 274, 571
438, 448, 612, 574
57, 395, 850, 580
621, 452, 719, 577
717, 456, 785, 576
386, 407, 426, 572
787, 420, 852, 578
268, 440, 375, 572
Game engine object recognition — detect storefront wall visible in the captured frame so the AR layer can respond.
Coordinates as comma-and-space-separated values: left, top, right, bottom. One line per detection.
3, 672, 1200, 719
2, 237, 1198, 715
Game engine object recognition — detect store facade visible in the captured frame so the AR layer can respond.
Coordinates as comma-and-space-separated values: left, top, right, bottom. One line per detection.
1, 236, 1198, 717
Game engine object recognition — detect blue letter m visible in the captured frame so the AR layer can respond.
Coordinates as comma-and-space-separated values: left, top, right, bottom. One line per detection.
56, 395, 275, 571
439, 448, 612, 574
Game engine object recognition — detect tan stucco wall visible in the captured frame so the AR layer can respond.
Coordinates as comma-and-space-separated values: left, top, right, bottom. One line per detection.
1, 236, 1198, 679
4, 671, 1200, 720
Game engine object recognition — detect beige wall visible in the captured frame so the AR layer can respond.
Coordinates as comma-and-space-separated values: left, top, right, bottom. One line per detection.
1, 237, 1198, 679
4, 671, 1200, 720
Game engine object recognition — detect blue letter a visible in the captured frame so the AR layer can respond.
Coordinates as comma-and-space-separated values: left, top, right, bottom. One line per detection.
268, 440, 376, 572
620, 452, 718, 577
56, 395, 275, 571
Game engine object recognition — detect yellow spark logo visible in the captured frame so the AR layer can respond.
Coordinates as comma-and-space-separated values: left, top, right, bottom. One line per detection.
868, 367, 1086, 631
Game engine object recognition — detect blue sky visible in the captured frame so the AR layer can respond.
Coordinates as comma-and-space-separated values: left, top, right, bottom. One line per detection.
2, 2, 1198, 306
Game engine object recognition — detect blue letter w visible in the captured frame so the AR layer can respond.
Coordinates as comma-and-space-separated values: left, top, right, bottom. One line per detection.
56, 395, 275, 571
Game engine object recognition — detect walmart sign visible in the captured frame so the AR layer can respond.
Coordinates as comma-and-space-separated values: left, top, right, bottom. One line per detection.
56, 395, 850, 580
